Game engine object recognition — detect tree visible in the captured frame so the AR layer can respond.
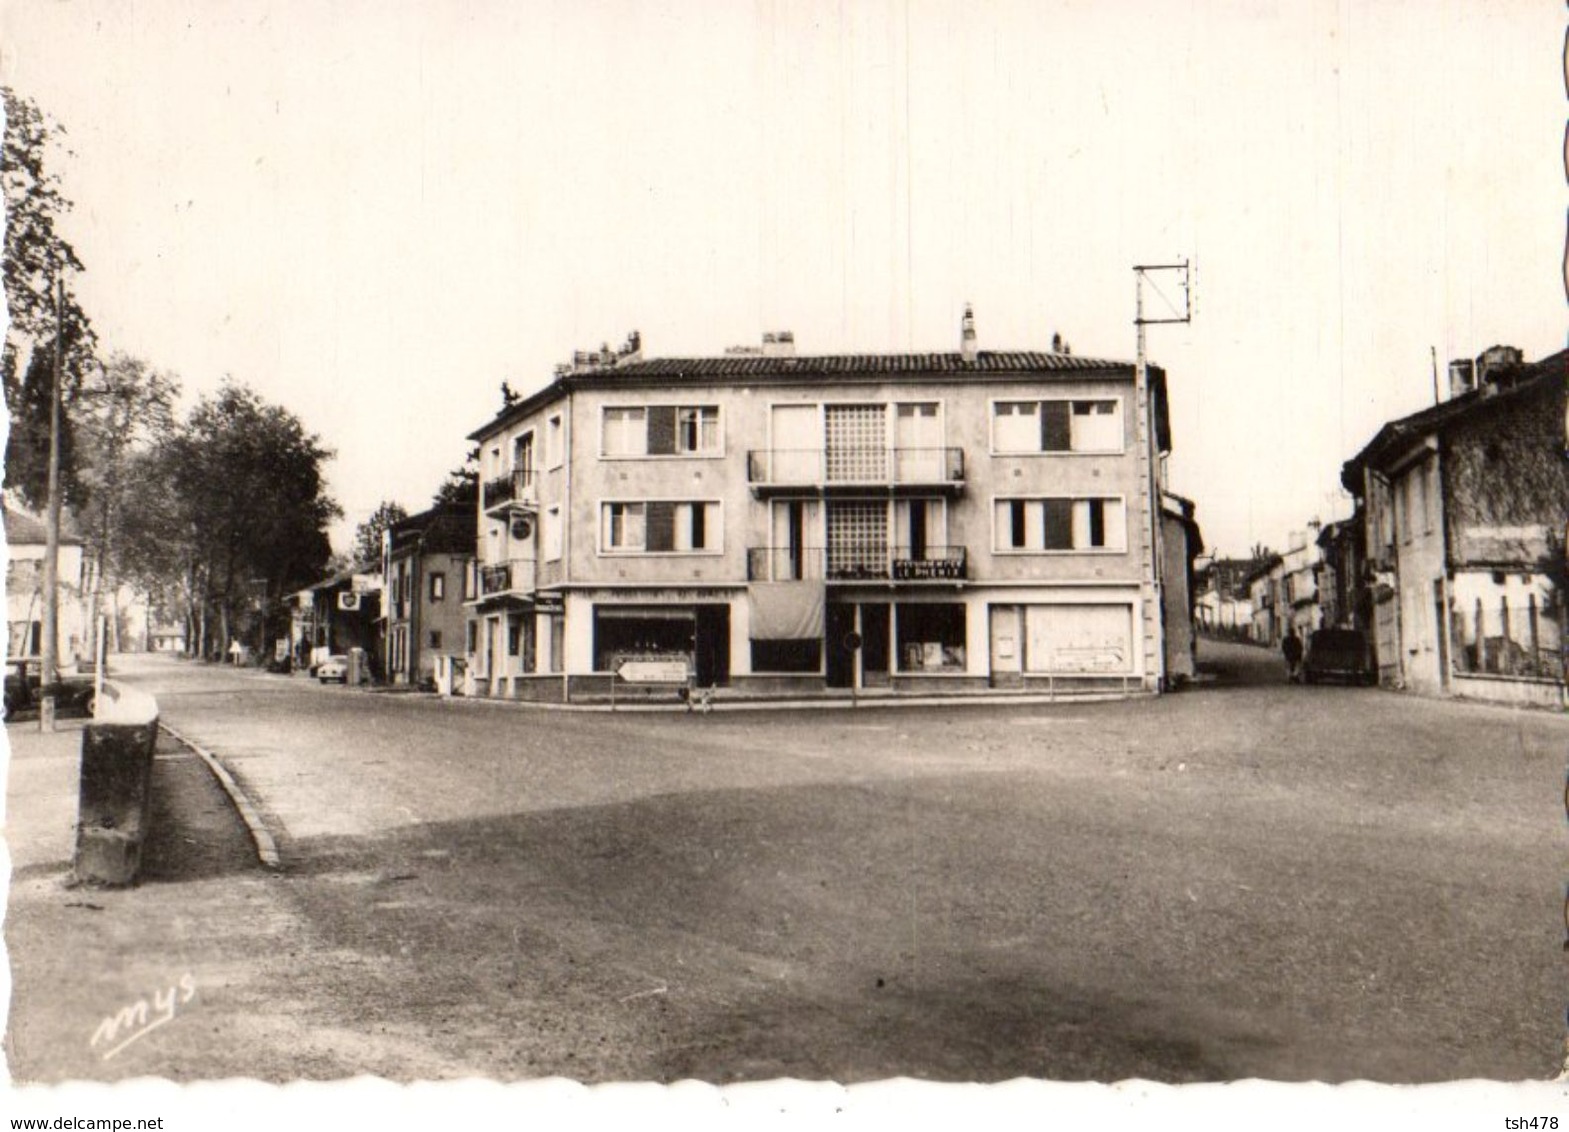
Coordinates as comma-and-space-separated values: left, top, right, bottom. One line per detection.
73, 353, 180, 650
135, 381, 339, 658
2, 87, 98, 508
353, 500, 408, 566
432, 444, 480, 509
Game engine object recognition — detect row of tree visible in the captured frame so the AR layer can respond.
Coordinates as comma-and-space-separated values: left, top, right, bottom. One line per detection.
3, 87, 341, 659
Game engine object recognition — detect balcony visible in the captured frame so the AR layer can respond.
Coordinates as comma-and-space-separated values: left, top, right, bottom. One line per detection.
476, 557, 537, 600
747, 545, 967, 583
482, 469, 539, 516
747, 447, 965, 494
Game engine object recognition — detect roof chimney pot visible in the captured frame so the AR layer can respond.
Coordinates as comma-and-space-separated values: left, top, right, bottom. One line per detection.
960, 304, 977, 363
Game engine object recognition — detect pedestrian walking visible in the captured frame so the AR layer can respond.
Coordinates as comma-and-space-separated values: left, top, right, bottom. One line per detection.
1282, 627, 1304, 683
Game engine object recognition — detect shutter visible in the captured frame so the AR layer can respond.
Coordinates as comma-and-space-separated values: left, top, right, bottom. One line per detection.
646, 501, 676, 551
1043, 499, 1074, 549
647, 406, 678, 455
1041, 401, 1071, 451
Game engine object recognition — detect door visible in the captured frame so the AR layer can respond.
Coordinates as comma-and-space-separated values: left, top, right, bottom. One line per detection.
989, 605, 1022, 688
770, 405, 819, 484
694, 604, 731, 688
770, 499, 821, 580
825, 603, 855, 688
1433, 579, 1450, 689
895, 402, 942, 482
860, 603, 891, 688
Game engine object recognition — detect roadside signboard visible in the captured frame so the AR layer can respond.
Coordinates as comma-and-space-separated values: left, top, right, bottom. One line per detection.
618, 660, 689, 684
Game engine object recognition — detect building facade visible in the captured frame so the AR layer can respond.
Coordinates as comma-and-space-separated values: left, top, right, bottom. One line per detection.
1341, 346, 1567, 705
5, 503, 92, 664
463, 319, 1183, 701
383, 503, 475, 687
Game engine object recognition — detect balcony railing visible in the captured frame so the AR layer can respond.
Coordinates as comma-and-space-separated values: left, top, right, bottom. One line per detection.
482, 469, 538, 514
747, 545, 967, 583
747, 447, 964, 488
477, 557, 537, 599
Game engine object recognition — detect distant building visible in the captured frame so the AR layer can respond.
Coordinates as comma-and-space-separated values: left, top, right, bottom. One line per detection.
461, 316, 1194, 701
1341, 345, 1567, 706
1160, 492, 1203, 682
290, 563, 384, 675
382, 503, 475, 687
5, 502, 92, 664
1195, 557, 1254, 637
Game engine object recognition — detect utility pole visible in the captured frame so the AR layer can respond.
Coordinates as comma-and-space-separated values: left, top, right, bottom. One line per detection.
1133, 260, 1193, 693
39, 271, 65, 731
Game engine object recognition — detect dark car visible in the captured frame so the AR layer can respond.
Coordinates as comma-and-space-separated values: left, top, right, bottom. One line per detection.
3, 658, 99, 719
1301, 628, 1376, 686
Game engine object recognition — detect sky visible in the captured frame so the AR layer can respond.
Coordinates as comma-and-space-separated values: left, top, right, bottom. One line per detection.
1, 0, 1563, 562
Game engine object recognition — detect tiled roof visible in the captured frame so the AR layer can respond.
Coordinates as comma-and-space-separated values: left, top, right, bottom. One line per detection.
1341, 348, 1566, 489
607, 351, 1130, 377
390, 504, 474, 556
3, 505, 83, 545
470, 349, 1140, 440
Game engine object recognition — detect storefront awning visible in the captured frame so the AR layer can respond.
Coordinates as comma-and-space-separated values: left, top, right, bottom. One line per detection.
748, 583, 825, 641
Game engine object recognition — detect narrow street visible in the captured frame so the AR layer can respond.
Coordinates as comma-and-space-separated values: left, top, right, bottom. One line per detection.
9, 639, 1566, 1084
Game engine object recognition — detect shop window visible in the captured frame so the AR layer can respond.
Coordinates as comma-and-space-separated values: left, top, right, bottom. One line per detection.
593, 607, 696, 672
895, 604, 967, 672
750, 639, 822, 673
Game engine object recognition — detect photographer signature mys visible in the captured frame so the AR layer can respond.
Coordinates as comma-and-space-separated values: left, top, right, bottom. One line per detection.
90, 974, 197, 1061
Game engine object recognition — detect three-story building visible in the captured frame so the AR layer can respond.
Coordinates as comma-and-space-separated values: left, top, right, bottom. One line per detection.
464, 316, 1177, 701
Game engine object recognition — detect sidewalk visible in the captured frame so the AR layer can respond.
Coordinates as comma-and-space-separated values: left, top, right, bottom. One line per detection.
2, 721, 329, 1082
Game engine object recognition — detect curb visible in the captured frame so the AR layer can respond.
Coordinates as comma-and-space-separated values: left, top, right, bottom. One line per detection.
160, 721, 283, 871
414, 688, 1154, 713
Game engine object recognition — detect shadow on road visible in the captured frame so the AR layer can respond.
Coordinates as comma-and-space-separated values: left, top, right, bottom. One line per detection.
140, 735, 265, 884
277, 777, 1296, 1084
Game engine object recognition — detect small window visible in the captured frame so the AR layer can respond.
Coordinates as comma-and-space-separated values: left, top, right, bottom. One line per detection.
544, 506, 563, 562
602, 501, 718, 553
677, 406, 720, 453
513, 432, 535, 485
993, 399, 1121, 453
428, 630, 443, 649
429, 572, 445, 602
545, 414, 564, 468
603, 502, 646, 551
995, 498, 1126, 552
466, 621, 478, 653
603, 407, 647, 456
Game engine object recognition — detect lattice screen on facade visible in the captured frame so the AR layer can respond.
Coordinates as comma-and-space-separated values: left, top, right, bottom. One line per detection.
825, 405, 886, 481
827, 501, 888, 578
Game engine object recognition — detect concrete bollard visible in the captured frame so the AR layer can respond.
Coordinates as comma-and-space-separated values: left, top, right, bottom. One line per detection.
74, 683, 161, 887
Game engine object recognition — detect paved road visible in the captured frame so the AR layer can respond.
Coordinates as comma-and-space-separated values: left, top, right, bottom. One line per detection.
99, 643, 1568, 1083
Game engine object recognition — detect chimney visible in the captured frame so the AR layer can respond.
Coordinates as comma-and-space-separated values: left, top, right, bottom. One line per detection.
960, 304, 977, 363
1447, 358, 1476, 400
761, 330, 796, 358
1476, 344, 1523, 391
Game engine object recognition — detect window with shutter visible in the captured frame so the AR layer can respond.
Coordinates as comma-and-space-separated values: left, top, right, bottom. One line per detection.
645, 501, 676, 551
646, 406, 678, 455
1041, 401, 1072, 451
1043, 499, 1074, 549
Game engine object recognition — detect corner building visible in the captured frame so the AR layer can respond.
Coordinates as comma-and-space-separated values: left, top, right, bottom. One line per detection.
464, 324, 1174, 702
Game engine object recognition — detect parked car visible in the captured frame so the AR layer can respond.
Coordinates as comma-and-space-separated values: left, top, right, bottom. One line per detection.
1301, 628, 1376, 685
3, 658, 98, 719
316, 654, 350, 685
